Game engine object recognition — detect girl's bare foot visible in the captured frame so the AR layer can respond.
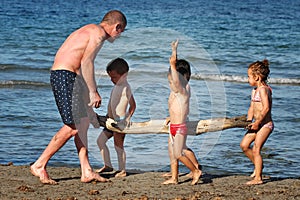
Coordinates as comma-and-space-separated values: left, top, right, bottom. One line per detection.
30, 165, 57, 185
191, 169, 202, 185
250, 165, 263, 178
95, 166, 113, 173
246, 179, 263, 185
162, 172, 172, 177
162, 178, 178, 185
115, 170, 127, 178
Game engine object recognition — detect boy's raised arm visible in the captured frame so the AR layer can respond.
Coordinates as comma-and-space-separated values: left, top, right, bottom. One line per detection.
169, 39, 184, 93
169, 39, 178, 70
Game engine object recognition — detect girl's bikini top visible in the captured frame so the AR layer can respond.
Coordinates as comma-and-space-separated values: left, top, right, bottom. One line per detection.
252, 85, 272, 102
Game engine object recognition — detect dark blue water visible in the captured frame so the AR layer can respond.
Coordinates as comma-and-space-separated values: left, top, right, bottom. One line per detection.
0, 0, 299, 178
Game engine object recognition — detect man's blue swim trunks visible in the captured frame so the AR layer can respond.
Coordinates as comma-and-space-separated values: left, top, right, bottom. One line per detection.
50, 70, 87, 125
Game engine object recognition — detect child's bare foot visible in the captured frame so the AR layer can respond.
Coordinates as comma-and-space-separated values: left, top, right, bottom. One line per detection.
162, 178, 178, 185
30, 164, 57, 185
186, 164, 202, 178
81, 171, 110, 183
246, 179, 263, 185
250, 170, 256, 178
115, 170, 127, 178
185, 171, 193, 178
95, 166, 113, 173
191, 169, 202, 185
250, 166, 264, 178
162, 172, 172, 177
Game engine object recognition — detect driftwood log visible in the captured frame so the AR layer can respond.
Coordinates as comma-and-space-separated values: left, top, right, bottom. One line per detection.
97, 115, 250, 135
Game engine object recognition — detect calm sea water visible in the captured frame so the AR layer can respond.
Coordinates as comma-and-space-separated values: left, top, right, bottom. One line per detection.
0, 0, 299, 179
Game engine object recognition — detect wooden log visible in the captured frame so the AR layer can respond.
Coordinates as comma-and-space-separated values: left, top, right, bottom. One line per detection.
97, 115, 250, 135
191, 115, 250, 135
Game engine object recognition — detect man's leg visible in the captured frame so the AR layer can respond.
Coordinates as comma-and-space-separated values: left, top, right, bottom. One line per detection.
30, 124, 77, 184
75, 117, 109, 183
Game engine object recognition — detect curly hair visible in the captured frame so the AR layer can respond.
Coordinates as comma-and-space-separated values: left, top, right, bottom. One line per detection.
248, 59, 270, 82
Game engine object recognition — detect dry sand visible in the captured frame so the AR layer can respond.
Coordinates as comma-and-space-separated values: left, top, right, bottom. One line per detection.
0, 163, 299, 200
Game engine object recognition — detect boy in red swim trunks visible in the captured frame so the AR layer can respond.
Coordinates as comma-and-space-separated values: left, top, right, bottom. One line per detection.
162, 39, 201, 185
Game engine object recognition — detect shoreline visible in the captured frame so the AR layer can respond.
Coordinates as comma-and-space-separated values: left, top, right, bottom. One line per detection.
1, 163, 299, 199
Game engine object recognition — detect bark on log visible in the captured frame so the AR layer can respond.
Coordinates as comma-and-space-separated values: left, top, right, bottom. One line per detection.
98, 115, 250, 135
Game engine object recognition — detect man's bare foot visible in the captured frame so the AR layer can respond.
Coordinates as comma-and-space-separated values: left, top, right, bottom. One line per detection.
81, 171, 110, 183
246, 179, 263, 185
162, 178, 178, 185
115, 170, 127, 178
162, 172, 172, 177
191, 169, 202, 185
30, 164, 57, 185
95, 166, 114, 173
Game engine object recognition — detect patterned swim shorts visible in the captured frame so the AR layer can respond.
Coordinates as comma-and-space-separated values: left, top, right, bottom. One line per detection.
50, 70, 87, 125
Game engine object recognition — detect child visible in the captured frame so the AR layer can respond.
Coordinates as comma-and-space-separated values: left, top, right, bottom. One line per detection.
97, 58, 136, 177
240, 59, 274, 185
162, 39, 202, 185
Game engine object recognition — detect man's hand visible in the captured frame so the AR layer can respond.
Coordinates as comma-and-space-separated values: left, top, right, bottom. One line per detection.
88, 91, 102, 108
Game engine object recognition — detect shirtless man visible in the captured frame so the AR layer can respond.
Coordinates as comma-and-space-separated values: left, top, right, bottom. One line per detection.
162, 39, 202, 185
30, 10, 127, 184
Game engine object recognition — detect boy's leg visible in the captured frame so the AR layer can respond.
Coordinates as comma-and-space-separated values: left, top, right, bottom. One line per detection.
246, 128, 271, 185
162, 137, 174, 177
75, 117, 108, 182
184, 148, 199, 168
162, 136, 179, 184
173, 134, 201, 185
113, 132, 126, 177
30, 124, 78, 184
96, 129, 114, 173
184, 148, 202, 178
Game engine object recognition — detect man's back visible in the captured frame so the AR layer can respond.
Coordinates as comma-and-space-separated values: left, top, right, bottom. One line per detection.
52, 24, 105, 74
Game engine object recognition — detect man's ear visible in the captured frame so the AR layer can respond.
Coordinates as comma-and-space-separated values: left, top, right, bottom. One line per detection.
116, 24, 122, 32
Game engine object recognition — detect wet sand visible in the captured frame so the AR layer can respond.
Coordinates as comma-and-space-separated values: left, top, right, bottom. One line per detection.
1, 163, 299, 200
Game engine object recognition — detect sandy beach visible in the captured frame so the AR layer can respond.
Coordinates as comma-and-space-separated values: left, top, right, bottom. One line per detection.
0, 163, 299, 200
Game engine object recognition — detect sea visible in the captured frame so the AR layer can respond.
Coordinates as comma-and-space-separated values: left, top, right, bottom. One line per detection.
0, 0, 299, 179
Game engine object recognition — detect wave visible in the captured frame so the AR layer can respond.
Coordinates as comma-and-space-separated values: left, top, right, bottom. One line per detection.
0, 64, 50, 72
0, 80, 50, 88
1, 74, 299, 89
193, 74, 300, 85
0, 80, 113, 89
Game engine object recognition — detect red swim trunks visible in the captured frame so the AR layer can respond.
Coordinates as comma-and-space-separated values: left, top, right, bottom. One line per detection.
170, 123, 188, 137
